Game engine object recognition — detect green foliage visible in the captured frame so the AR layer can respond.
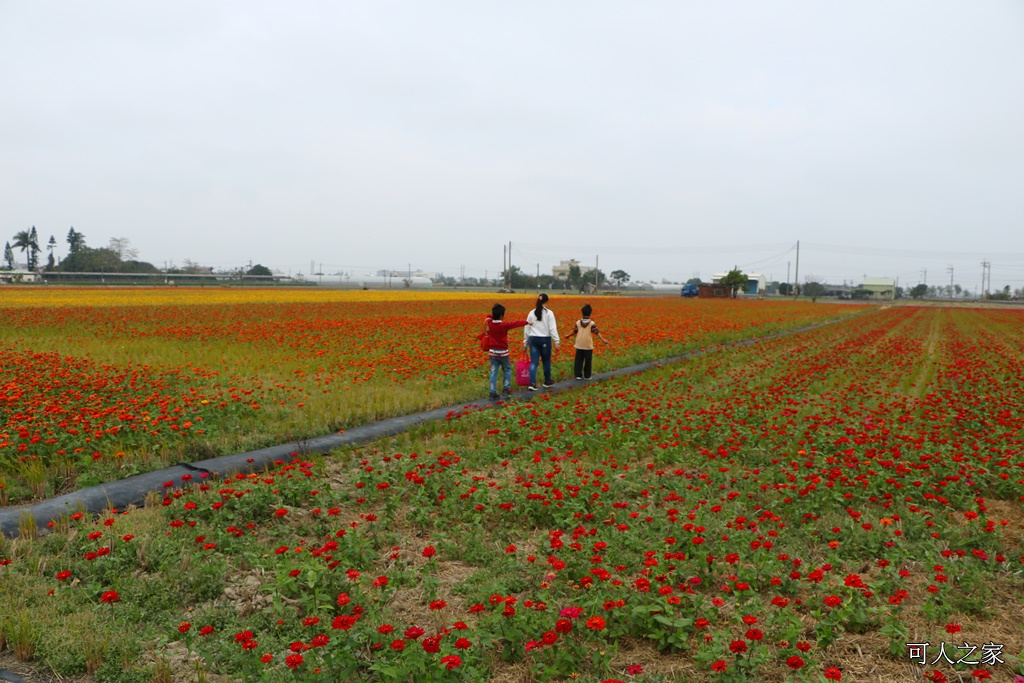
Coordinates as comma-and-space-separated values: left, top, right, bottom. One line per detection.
803, 281, 826, 301
719, 268, 747, 296
11, 227, 41, 270
58, 246, 137, 273
67, 227, 86, 254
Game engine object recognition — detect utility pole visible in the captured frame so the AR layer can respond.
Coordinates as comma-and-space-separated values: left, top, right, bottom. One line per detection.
792, 241, 800, 298
947, 265, 954, 299
981, 260, 990, 299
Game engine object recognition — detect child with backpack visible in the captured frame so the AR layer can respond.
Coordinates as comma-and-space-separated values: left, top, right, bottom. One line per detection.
481, 303, 530, 399
566, 304, 611, 380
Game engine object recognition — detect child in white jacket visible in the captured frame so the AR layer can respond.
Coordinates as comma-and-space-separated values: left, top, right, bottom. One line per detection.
523, 293, 559, 390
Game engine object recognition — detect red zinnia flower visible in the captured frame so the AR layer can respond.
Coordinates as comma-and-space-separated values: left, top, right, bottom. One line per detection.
824, 667, 842, 681
440, 655, 461, 671
421, 636, 441, 654
585, 616, 606, 630
787, 655, 805, 669
100, 590, 120, 604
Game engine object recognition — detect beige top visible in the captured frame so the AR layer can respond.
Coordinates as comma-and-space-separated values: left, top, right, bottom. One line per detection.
574, 319, 596, 350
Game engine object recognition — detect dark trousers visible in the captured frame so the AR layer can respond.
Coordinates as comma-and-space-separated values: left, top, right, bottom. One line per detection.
573, 349, 593, 378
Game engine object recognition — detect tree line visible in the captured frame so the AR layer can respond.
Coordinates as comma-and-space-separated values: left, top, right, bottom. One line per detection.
3, 227, 160, 275
489, 265, 638, 292
3, 227, 274, 278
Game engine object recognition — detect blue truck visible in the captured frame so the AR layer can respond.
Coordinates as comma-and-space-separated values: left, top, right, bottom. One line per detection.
681, 283, 699, 297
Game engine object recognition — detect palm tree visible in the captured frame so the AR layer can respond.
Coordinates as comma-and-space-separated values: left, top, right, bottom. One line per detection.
12, 228, 42, 270
12, 230, 32, 270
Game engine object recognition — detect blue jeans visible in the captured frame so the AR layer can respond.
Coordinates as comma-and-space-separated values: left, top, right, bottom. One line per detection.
489, 355, 512, 393
527, 336, 552, 385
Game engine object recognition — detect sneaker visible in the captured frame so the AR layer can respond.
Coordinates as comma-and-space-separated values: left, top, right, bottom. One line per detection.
528, 384, 538, 391
583, 376, 592, 381
542, 381, 555, 388
489, 392, 499, 399
502, 389, 512, 396
575, 376, 582, 380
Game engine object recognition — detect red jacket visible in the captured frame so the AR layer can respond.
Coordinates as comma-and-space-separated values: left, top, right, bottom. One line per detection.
485, 316, 528, 355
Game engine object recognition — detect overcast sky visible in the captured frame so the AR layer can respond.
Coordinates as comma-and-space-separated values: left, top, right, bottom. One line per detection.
3, 1, 1023, 290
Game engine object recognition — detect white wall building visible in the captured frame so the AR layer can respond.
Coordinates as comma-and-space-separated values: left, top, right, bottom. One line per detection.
711, 272, 766, 294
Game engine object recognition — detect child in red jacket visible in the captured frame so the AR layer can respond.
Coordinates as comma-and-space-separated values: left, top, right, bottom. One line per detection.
484, 303, 530, 399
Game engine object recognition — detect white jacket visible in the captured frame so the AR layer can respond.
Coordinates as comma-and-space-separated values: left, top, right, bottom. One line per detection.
525, 307, 559, 343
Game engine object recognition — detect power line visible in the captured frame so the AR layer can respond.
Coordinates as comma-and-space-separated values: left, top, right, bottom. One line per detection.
804, 243, 1024, 259
514, 241, 794, 256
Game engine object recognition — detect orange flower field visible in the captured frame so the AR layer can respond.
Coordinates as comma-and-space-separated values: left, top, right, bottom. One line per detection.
0, 288, 855, 504
1, 302, 1023, 683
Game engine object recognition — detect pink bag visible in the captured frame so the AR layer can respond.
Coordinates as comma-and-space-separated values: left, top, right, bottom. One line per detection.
515, 357, 530, 386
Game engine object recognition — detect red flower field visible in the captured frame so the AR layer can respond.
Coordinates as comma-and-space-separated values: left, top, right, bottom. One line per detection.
0, 289, 851, 503
2, 295, 1022, 683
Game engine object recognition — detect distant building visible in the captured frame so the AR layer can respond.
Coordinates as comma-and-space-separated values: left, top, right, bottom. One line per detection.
326, 274, 433, 288
0, 270, 39, 284
711, 272, 767, 295
552, 259, 594, 278
376, 269, 437, 279
860, 277, 896, 300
